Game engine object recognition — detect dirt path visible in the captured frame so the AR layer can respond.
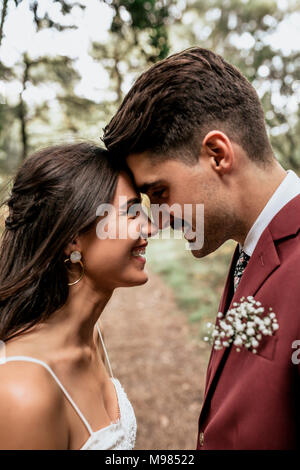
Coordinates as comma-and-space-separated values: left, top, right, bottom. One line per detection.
100, 269, 211, 450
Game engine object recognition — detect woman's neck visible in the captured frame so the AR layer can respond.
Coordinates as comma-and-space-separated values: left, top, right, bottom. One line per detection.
14, 281, 114, 362
46, 281, 113, 347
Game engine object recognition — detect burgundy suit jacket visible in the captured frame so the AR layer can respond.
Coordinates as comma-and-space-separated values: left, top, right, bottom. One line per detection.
197, 194, 300, 450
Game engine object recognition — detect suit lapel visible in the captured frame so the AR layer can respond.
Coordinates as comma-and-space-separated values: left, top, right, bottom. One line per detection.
201, 227, 281, 415
204, 243, 239, 391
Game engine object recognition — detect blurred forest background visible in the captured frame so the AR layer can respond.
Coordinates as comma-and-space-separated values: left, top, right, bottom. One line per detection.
0, 0, 300, 449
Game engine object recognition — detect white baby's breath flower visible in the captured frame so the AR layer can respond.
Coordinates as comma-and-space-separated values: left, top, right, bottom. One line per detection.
246, 327, 255, 336
204, 297, 279, 353
234, 337, 243, 346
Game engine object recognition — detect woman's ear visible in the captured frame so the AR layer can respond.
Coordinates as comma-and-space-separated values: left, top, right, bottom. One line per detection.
202, 130, 234, 173
64, 237, 81, 258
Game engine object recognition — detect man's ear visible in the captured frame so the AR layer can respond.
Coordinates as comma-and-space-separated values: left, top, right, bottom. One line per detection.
64, 237, 82, 258
202, 130, 234, 173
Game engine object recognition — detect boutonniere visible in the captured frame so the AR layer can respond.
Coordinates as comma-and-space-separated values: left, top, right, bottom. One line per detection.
204, 296, 279, 354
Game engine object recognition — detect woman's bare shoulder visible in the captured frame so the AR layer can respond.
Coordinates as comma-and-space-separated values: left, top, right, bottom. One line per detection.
0, 361, 69, 449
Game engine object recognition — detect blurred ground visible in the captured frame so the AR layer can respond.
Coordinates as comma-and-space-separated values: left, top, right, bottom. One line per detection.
100, 269, 211, 450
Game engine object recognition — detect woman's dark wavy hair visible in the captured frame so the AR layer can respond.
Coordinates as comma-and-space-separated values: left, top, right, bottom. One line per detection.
0, 142, 119, 342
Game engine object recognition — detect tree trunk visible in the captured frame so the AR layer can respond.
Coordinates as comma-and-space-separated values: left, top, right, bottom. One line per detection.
114, 56, 123, 105
18, 93, 28, 160
18, 54, 30, 160
0, 0, 9, 49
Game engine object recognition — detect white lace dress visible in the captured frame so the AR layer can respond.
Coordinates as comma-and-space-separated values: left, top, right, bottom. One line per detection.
0, 323, 137, 450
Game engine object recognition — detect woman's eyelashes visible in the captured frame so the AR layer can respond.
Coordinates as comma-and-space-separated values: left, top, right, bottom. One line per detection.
127, 202, 153, 221
127, 203, 141, 219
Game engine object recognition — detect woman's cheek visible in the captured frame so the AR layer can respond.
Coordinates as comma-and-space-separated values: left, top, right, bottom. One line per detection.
115, 217, 129, 240
96, 209, 118, 241
127, 219, 141, 241
114, 217, 140, 242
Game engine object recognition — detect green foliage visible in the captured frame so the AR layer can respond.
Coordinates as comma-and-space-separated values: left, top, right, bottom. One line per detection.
172, 0, 300, 170
27, 0, 85, 32
114, 0, 171, 60
0, 52, 92, 162
92, 0, 176, 110
0, 0, 86, 165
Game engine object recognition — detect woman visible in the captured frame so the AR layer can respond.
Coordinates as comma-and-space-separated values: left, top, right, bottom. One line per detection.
0, 142, 155, 450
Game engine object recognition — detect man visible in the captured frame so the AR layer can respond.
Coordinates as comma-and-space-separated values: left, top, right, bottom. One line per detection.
103, 47, 300, 450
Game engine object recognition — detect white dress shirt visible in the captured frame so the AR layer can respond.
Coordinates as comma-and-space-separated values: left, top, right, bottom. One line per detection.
239, 170, 300, 256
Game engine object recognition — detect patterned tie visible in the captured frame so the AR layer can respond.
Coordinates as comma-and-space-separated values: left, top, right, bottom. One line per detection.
233, 249, 250, 292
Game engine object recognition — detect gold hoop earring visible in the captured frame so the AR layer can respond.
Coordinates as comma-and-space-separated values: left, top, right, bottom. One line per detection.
64, 252, 84, 286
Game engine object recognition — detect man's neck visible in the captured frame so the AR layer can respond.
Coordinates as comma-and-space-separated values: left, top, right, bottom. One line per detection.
235, 160, 287, 246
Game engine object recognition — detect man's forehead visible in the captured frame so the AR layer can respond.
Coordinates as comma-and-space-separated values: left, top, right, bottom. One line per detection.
126, 153, 168, 189
126, 151, 152, 170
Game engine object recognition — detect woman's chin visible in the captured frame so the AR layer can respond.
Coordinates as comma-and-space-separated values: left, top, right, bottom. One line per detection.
132, 273, 149, 286
121, 271, 149, 287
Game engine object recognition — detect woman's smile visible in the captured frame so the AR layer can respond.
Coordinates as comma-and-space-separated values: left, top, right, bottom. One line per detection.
131, 241, 148, 266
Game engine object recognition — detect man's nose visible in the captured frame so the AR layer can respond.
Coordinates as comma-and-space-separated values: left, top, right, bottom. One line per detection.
170, 215, 185, 231
150, 206, 172, 231
137, 203, 159, 238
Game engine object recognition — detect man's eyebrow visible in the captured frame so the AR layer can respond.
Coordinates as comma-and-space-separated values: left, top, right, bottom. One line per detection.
120, 195, 142, 210
138, 180, 165, 193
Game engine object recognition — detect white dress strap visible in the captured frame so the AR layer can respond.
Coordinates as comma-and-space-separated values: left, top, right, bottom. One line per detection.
96, 322, 114, 379
0, 355, 94, 436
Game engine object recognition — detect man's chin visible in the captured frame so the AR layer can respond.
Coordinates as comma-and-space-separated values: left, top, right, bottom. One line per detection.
187, 240, 218, 258
190, 248, 207, 258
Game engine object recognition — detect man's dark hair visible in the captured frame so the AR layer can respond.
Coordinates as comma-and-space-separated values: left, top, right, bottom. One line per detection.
103, 47, 274, 166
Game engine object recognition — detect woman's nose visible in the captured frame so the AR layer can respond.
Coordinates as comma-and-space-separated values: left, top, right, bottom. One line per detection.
140, 213, 159, 239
